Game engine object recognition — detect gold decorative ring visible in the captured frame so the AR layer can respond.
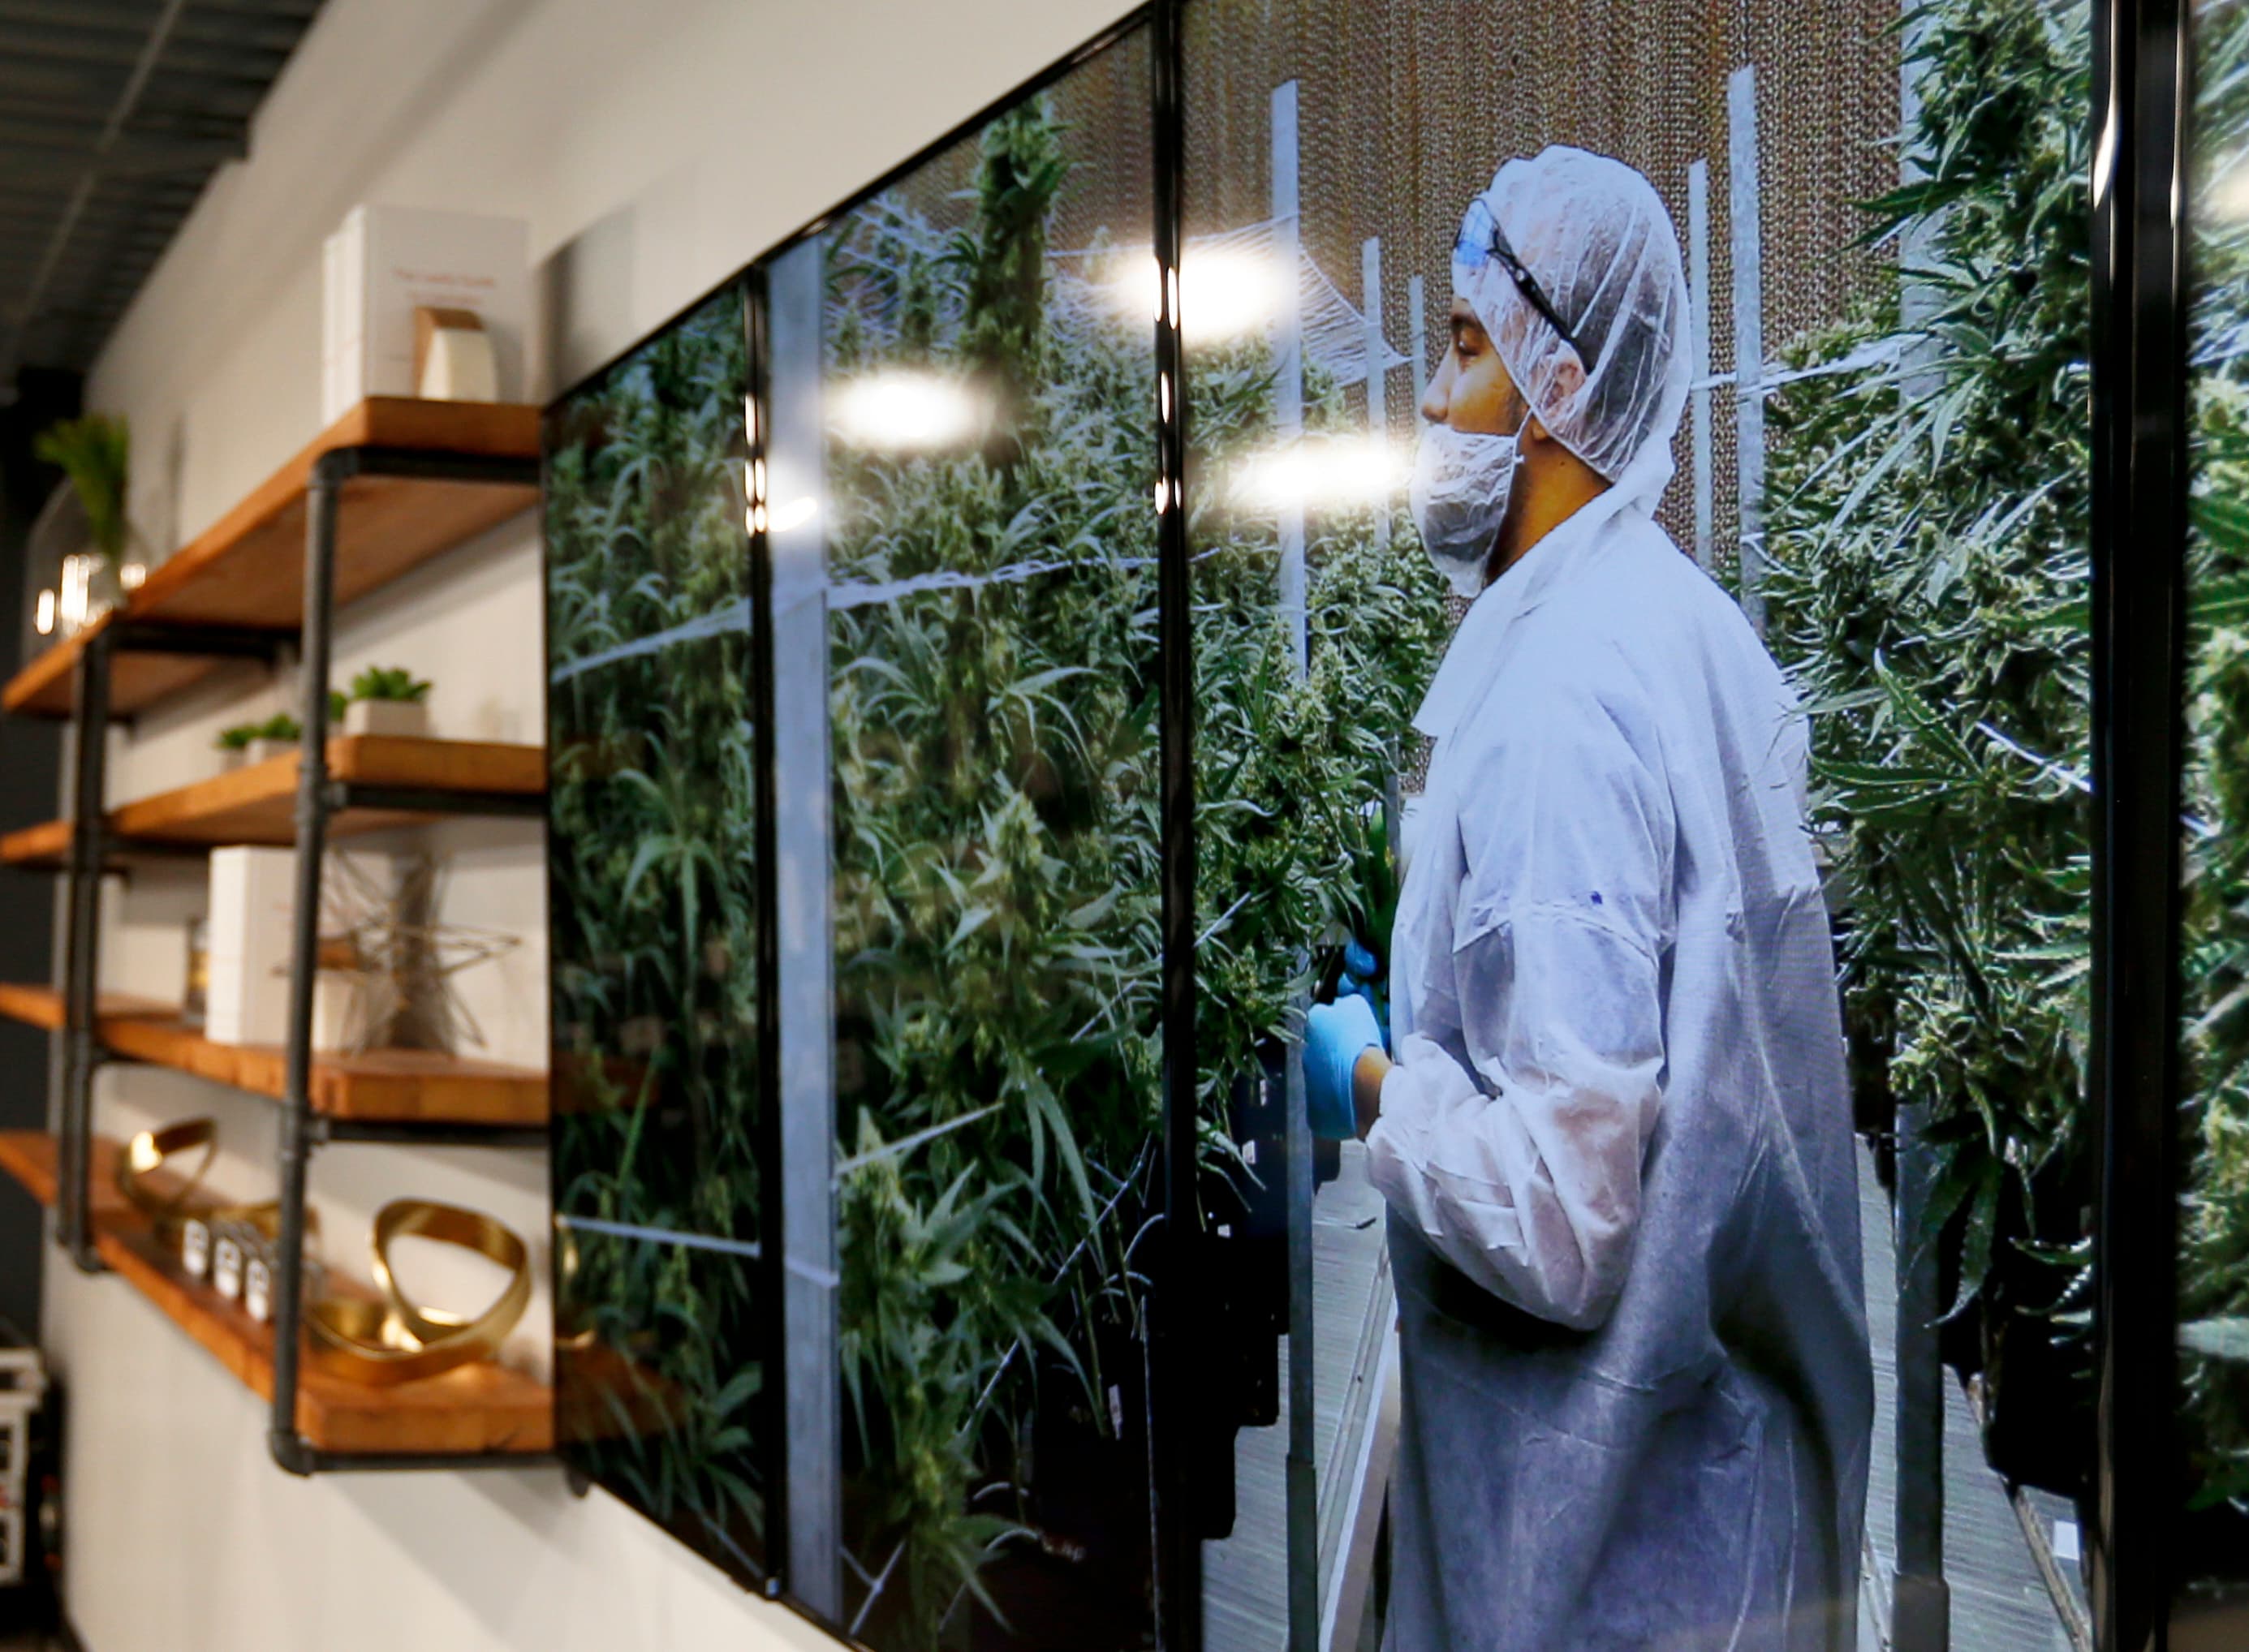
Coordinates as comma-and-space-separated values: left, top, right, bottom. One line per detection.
118, 1117, 321, 1257
306, 1199, 531, 1387
373, 1198, 532, 1345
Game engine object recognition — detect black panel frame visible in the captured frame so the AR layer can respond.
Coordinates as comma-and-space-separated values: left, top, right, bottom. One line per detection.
2089, 0, 2191, 1642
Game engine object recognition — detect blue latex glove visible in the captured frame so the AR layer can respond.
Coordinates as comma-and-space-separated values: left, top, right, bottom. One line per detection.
1336, 939, 1389, 1046
1305, 994, 1384, 1142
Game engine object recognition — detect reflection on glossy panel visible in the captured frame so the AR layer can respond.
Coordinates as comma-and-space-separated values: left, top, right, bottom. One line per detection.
544, 286, 766, 1585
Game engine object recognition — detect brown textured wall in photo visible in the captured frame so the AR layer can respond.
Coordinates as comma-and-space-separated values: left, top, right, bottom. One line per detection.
1180, 0, 1900, 560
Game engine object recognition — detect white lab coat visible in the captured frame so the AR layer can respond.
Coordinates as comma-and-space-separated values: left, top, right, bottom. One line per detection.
1370, 488, 1872, 1650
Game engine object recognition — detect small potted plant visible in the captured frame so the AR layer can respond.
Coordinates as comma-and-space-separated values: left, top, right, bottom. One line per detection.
343, 665, 432, 738
32, 413, 143, 637
214, 722, 260, 771
243, 712, 302, 765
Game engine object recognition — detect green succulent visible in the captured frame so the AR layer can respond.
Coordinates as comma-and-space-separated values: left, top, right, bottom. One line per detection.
348, 665, 432, 703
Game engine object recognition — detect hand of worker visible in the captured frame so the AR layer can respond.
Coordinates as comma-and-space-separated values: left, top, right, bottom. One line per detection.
1305, 993, 1384, 1142
1336, 939, 1389, 1043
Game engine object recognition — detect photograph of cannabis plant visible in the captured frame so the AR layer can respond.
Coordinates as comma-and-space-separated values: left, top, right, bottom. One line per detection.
1760, 0, 2097, 1499
1761, 0, 2249, 1570
810, 39, 1168, 1650
1757, 0, 2246, 1583
2180, 0, 2249, 1593
543, 285, 769, 1586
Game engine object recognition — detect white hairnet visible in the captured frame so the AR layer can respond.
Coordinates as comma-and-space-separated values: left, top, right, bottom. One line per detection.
1456, 146, 1690, 513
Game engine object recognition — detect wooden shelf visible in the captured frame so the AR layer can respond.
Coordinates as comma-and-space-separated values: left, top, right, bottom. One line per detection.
0, 1131, 550, 1455
0, 985, 547, 1126
0, 1128, 65, 1205
0, 734, 546, 870
0, 981, 173, 1030
5, 398, 540, 719
0, 818, 67, 867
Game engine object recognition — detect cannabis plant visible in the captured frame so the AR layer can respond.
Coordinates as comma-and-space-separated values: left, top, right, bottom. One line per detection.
545, 287, 769, 1577
1187, 346, 1446, 1118
820, 83, 1445, 1642
1761, 0, 2094, 1468
1769, 0, 2249, 1513
822, 99, 1166, 1647
2180, 0, 2249, 1521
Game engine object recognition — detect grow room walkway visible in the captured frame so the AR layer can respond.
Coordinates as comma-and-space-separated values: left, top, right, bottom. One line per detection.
1856, 1143, 2090, 1651
1201, 1139, 1394, 1652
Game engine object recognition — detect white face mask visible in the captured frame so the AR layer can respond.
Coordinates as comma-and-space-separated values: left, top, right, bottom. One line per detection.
1409, 422, 1522, 599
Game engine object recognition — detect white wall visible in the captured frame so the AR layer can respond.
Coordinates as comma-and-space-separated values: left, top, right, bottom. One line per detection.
43, 1, 1133, 1647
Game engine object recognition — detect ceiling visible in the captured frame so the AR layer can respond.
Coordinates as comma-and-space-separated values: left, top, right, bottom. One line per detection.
0, 0, 327, 399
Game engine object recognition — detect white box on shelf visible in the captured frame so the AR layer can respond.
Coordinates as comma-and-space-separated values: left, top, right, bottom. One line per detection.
321, 204, 528, 423
205, 846, 296, 1047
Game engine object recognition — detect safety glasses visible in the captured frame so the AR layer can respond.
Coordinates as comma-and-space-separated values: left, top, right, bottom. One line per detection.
1454, 198, 1589, 366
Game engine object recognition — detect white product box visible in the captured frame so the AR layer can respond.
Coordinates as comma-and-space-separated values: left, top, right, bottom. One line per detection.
205, 846, 297, 1047
321, 204, 529, 423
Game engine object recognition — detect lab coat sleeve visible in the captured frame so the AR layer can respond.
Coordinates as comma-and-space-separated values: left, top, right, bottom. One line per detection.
1368, 684, 1674, 1331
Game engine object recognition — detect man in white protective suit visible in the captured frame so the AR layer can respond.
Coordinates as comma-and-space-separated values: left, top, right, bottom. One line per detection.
1301, 146, 1873, 1650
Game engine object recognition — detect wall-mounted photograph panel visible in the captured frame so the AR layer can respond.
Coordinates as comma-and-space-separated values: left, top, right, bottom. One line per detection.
544, 283, 771, 1590
762, 24, 1168, 1649
1181, 0, 2095, 1646
534, 2, 2113, 1643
